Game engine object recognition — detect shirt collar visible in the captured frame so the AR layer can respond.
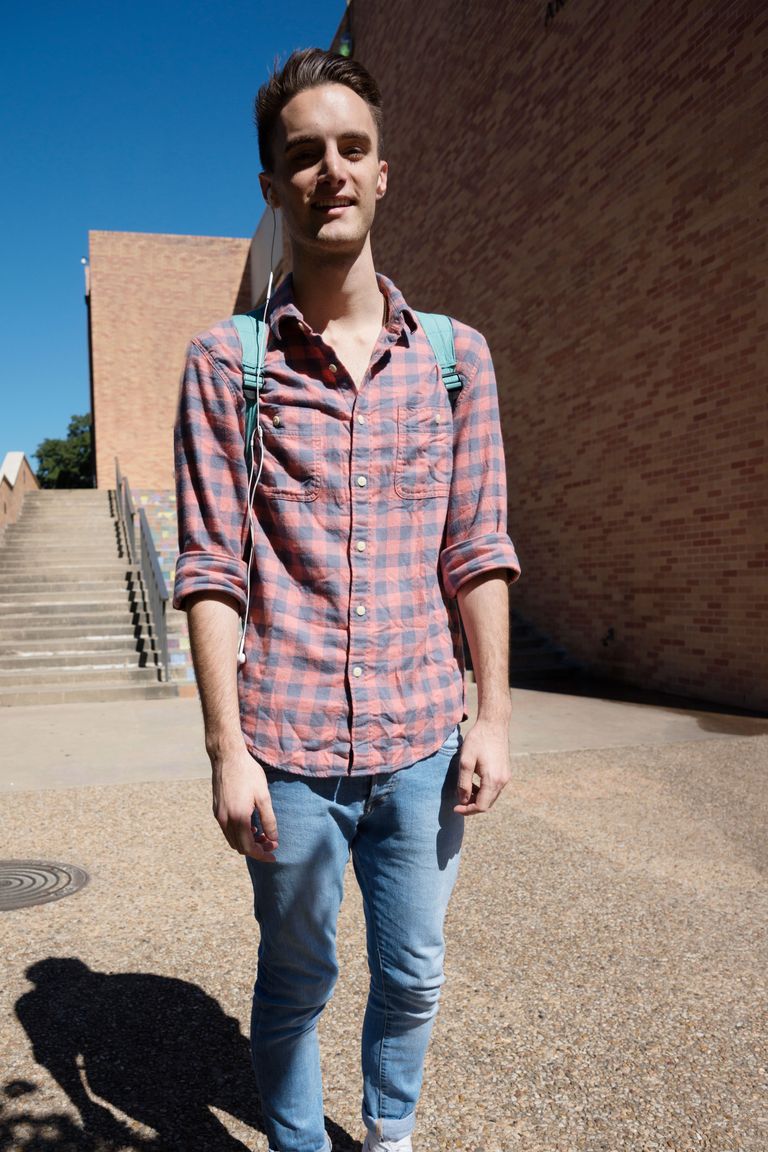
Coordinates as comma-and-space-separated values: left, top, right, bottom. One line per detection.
264, 273, 418, 341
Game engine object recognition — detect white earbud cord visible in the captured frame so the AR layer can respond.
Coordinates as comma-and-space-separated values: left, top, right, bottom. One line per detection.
237, 222, 276, 667
236, 420, 264, 667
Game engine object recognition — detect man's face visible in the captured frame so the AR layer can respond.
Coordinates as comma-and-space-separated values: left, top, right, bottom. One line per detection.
262, 83, 388, 257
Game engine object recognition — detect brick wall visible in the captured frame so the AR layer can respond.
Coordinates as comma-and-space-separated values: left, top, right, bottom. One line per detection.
89, 231, 252, 490
342, 0, 768, 710
0, 453, 38, 530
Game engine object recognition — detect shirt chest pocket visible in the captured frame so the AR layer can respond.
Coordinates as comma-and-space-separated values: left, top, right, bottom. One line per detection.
258, 404, 320, 502
394, 405, 453, 499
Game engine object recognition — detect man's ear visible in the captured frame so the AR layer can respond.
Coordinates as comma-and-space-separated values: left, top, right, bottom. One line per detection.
375, 160, 388, 201
259, 173, 277, 208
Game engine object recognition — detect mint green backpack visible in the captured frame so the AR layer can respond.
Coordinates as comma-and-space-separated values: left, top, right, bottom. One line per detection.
233, 308, 463, 471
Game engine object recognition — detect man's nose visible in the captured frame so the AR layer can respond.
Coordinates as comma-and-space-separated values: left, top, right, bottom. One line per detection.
319, 145, 344, 182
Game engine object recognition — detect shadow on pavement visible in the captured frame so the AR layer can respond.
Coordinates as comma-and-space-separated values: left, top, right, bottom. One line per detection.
10, 958, 359, 1152
512, 671, 768, 728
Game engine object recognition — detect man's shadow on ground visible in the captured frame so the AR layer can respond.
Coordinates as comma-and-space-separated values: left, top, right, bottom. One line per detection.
8, 958, 358, 1152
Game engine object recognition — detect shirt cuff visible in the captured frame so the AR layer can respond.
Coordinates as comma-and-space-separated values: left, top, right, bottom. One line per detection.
440, 533, 521, 600
173, 550, 248, 613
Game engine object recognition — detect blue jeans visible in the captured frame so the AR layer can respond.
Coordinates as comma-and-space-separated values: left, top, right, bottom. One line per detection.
246, 727, 464, 1152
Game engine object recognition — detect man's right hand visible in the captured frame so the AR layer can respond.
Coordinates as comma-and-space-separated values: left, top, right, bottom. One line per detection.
211, 746, 279, 861
185, 593, 278, 861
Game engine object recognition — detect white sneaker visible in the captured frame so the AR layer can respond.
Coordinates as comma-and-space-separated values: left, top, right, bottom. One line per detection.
362, 1134, 412, 1152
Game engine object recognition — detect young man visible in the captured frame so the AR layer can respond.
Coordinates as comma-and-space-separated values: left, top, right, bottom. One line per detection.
174, 48, 520, 1152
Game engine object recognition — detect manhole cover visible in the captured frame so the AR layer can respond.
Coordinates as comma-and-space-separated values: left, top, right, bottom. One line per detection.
0, 860, 89, 911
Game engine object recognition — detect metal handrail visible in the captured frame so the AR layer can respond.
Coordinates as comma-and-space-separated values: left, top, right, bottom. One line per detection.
114, 458, 136, 562
124, 479, 137, 562
113, 458, 170, 682
138, 506, 170, 681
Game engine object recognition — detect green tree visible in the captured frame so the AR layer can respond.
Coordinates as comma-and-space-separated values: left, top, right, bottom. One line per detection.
35, 414, 93, 489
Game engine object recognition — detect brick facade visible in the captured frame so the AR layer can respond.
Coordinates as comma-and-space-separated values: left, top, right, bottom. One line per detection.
0, 453, 38, 531
85, 2, 766, 711
89, 231, 252, 490
337, 0, 767, 710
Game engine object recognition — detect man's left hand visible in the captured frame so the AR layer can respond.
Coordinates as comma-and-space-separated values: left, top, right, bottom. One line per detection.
454, 719, 511, 815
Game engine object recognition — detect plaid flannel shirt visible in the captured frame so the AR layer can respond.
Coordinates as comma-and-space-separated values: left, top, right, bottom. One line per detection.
173, 274, 520, 776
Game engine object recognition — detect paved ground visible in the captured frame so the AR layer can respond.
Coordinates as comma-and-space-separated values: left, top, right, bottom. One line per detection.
1, 687, 766, 1151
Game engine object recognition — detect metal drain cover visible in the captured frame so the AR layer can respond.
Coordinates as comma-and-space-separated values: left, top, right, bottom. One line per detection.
0, 860, 89, 911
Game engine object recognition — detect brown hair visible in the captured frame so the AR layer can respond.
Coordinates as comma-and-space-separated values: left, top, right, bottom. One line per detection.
255, 48, 383, 172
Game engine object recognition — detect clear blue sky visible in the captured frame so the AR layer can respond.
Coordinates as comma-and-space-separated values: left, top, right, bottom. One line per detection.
0, 0, 345, 465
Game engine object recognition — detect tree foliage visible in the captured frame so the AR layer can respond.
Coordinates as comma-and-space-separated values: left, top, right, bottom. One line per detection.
35, 414, 93, 489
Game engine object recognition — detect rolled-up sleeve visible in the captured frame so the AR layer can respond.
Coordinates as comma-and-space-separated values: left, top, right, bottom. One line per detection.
439, 327, 521, 599
173, 338, 249, 612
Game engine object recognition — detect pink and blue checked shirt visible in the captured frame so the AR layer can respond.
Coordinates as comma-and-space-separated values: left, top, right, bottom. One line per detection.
174, 274, 520, 777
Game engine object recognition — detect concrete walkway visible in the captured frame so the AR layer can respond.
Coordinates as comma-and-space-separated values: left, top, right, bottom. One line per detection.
2, 682, 767, 792
1, 686, 766, 1151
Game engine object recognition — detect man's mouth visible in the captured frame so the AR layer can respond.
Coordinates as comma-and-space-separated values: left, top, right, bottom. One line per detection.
312, 198, 355, 210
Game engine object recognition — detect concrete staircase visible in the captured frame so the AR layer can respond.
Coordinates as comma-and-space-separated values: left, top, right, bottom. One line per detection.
0, 489, 178, 706
134, 490, 196, 691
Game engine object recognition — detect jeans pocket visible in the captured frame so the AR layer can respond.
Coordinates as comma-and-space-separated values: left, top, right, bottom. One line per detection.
438, 724, 461, 756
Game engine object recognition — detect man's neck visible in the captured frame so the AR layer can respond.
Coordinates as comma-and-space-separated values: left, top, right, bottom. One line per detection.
290, 241, 384, 334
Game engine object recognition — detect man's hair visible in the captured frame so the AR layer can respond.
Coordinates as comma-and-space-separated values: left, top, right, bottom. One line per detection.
255, 48, 383, 172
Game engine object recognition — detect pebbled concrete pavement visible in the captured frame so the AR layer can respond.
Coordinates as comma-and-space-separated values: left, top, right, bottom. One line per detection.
0, 687, 766, 1151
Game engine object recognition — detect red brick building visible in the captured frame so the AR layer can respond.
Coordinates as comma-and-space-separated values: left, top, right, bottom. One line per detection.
86, 0, 767, 710
88, 230, 253, 490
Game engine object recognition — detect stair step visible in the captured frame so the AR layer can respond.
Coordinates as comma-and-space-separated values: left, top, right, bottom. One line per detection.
0, 574, 132, 588
0, 681, 179, 707
19, 509, 113, 516
0, 664, 159, 684
0, 562, 133, 576
5, 528, 117, 537
10, 507, 114, 515
0, 579, 130, 595
7, 510, 116, 518
0, 648, 144, 670
0, 554, 125, 566
0, 589, 132, 605
0, 633, 142, 653
0, 539, 120, 550
0, 621, 137, 641
0, 599, 135, 618
0, 607, 151, 627
23, 492, 108, 501
5, 518, 117, 528
12, 516, 116, 525
2, 539, 119, 552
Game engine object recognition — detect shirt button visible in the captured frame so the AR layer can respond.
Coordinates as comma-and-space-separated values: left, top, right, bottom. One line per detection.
357, 475, 367, 487
272, 415, 281, 427
435, 414, 442, 424
329, 363, 338, 374
357, 414, 366, 425
356, 605, 366, 616
356, 540, 366, 552
352, 666, 363, 678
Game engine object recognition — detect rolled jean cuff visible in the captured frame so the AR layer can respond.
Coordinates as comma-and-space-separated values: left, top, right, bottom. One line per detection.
269, 1140, 330, 1152
362, 1107, 416, 1142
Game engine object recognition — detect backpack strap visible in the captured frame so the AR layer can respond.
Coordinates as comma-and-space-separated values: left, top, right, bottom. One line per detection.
414, 311, 464, 409
232, 305, 268, 472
